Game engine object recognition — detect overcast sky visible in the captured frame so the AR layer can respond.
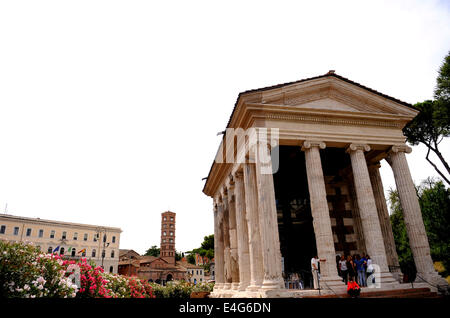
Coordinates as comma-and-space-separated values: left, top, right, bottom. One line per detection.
0, 1, 449, 255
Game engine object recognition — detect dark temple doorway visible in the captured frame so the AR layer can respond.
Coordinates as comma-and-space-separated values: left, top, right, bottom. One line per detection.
273, 145, 317, 284
273, 145, 355, 288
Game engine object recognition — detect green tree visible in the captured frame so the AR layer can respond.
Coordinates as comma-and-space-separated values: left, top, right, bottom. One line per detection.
144, 245, 160, 257
186, 234, 214, 269
403, 52, 450, 185
389, 178, 450, 280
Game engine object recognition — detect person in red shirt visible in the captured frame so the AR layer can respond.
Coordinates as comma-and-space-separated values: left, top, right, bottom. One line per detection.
347, 276, 361, 298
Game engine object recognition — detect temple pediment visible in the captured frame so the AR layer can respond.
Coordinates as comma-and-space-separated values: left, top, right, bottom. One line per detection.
254, 75, 418, 117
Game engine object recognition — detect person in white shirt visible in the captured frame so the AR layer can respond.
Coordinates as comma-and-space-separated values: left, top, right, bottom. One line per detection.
339, 255, 348, 284
311, 255, 320, 289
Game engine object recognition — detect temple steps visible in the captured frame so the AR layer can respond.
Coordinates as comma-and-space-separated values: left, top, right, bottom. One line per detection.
305, 287, 441, 298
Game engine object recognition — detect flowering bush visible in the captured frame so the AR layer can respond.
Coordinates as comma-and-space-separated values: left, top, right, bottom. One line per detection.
150, 280, 214, 298
102, 272, 154, 298
0, 241, 78, 298
0, 241, 153, 298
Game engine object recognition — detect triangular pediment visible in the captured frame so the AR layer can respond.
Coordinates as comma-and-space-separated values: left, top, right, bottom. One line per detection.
255, 75, 418, 117
290, 97, 363, 112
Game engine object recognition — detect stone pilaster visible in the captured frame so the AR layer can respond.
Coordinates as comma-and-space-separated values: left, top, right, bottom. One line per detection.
254, 142, 284, 291
227, 180, 240, 290
368, 162, 402, 281
346, 143, 396, 284
387, 145, 448, 286
243, 163, 264, 291
212, 198, 225, 292
221, 189, 232, 290
234, 170, 251, 291
302, 141, 343, 287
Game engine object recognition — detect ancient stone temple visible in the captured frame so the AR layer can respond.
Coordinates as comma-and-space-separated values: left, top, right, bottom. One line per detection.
202, 71, 448, 297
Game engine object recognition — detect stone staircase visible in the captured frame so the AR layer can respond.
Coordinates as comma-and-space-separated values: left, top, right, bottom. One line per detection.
305, 287, 441, 298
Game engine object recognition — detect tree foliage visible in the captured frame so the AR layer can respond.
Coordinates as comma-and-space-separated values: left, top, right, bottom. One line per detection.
144, 245, 160, 257
403, 52, 450, 185
187, 235, 214, 269
389, 178, 450, 280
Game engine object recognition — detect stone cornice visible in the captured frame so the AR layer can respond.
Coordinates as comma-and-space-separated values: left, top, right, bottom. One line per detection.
245, 104, 408, 129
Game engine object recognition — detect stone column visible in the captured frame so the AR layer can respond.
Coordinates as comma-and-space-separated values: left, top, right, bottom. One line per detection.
227, 180, 240, 290
346, 143, 396, 284
387, 145, 447, 286
213, 198, 225, 291
243, 163, 264, 291
302, 141, 343, 286
234, 170, 251, 291
254, 142, 284, 290
347, 175, 367, 255
222, 189, 232, 290
368, 162, 402, 281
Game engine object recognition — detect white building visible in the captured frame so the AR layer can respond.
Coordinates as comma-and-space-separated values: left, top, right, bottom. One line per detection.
0, 214, 122, 273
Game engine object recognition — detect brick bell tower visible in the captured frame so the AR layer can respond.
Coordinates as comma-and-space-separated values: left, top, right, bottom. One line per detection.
160, 211, 176, 264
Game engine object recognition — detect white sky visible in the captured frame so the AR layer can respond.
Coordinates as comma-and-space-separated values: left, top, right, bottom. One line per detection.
0, 1, 449, 255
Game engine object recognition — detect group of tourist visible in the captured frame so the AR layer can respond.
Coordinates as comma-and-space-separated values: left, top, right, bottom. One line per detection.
337, 253, 374, 287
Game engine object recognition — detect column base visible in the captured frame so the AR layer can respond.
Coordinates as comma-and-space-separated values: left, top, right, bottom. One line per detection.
223, 283, 232, 290
415, 271, 449, 290
231, 282, 240, 290
261, 278, 285, 290
237, 282, 250, 292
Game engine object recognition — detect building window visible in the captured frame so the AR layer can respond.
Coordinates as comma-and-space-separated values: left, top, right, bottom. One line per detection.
109, 266, 113, 273
169, 239, 173, 243
26, 228, 32, 237
73, 233, 78, 240
94, 233, 98, 242
62, 231, 66, 240
163, 231, 166, 236
0, 225, 5, 234
164, 217, 167, 221
92, 249, 96, 258
112, 236, 116, 243
84, 233, 88, 241
169, 232, 173, 236
39, 229, 44, 238
60, 247, 65, 255
170, 217, 174, 221
50, 230, 55, 239
170, 224, 173, 228
48, 246, 52, 253
14, 227, 19, 235
111, 250, 115, 258
71, 248, 76, 257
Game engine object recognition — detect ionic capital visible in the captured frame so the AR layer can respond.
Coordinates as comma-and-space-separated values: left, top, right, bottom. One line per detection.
301, 140, 326, 151
388, 144, 412, 155
346, 143, 371, 153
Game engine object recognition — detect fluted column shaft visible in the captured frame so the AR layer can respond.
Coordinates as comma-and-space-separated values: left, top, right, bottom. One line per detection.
369, 163, 401, 272
234, 171, 251, 291
222, 192, 232, 289
388, 146, 436, 276
243, 163, 264, 290
213, 200, 225, 290
227, 184, 240, 290
254, 143, 284, 290
347, 144, 390, 274
302, 141, 341, 283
